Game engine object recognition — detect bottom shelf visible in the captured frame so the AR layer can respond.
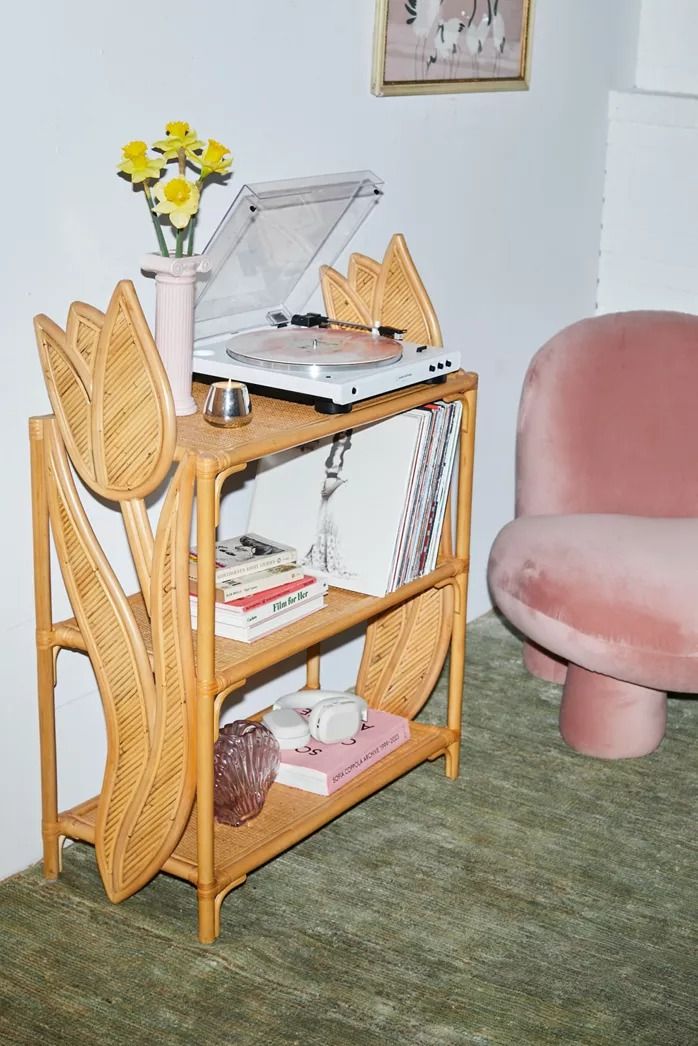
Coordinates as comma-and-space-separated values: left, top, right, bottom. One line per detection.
60, 720, 455, 890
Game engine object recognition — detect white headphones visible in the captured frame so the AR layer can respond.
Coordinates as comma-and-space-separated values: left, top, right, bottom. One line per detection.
262, 690, 368, 748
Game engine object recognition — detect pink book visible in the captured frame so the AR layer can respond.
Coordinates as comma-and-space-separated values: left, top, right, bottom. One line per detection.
274, 708, 411, 796
223, 574, 317, 612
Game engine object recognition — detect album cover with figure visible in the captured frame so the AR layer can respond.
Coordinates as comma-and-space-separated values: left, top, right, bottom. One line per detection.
248, 412, 431, 597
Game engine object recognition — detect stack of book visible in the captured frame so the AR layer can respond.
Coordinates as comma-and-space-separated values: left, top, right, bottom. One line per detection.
189, 532, 327, 643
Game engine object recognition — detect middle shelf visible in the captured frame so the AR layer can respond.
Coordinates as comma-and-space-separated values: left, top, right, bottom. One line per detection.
55, 558, 466, 693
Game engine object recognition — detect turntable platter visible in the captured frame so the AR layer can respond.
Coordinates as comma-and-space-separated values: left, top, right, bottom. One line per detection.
227, 327, 402, 373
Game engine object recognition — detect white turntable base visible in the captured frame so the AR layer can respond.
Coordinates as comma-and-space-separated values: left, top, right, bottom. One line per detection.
193, 331, 461, 410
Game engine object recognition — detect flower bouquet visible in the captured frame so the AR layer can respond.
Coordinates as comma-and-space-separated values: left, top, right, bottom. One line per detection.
118, 121, 234, 415
118, 120, 232, 257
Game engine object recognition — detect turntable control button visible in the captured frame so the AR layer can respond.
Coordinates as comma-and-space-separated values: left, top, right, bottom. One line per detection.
352, 387, 357, 395
445, 359, 452, 367
416, 345, 427, 353
437, 363, 444, 370
429, 364, 436, 373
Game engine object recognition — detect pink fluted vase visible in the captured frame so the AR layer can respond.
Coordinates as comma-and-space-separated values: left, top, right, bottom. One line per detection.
141, 253, 211, 416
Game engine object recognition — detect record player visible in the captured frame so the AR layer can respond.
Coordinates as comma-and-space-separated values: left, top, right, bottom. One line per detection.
192, 170, 460, 414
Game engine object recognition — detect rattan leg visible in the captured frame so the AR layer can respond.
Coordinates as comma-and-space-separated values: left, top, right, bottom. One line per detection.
37, 646, 61, 878
212, 876, 247, 941
31, 422, 61, 879
305, 644, 321, 690
197, 883, 218, 944
445, 388, 476, 779
445, 574, 467, 779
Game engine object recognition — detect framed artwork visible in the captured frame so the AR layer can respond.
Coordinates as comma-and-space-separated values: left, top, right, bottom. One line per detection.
371, 0, 534, 96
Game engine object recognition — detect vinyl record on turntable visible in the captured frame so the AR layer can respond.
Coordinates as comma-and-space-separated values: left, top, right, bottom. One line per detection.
226, 327, 402, 374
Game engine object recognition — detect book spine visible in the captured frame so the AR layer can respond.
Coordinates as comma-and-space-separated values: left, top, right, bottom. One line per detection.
224, 573, 314, 611
190, 549, 296, 583
189, 565, 305, 602
214, 579, 327, 626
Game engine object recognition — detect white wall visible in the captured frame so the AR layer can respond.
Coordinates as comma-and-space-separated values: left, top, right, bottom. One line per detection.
0, 0, 637, 879
597, 0, 698, 314
636, 0, 698, 94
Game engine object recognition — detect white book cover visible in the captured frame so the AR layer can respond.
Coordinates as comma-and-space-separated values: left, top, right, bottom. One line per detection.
248, 413, 428, 597
190, 592, 326, 642
188, 532, 296, 582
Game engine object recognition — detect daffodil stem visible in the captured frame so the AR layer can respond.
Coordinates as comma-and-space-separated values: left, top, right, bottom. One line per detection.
187, 177, 205, 255
143, 185, 169, 257
175, 228, 185, 258
186, 215, 197, 256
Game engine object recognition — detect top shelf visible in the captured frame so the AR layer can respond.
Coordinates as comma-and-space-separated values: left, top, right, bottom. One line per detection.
176, 371, 477, 471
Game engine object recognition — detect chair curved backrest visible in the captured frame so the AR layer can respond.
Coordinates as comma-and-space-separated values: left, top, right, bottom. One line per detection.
516, 310, 698, 518
34, 281, 197, 903
321, 234, 454, 718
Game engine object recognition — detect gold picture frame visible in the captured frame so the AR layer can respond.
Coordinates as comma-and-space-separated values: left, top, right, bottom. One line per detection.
371, 0, 535, 97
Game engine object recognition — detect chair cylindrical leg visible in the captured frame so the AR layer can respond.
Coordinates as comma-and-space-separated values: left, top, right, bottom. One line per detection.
523, 640, 568, 684
559, 664, 667, 759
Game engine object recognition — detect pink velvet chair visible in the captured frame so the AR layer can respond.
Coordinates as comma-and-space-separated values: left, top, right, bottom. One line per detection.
488, 310, 698, 758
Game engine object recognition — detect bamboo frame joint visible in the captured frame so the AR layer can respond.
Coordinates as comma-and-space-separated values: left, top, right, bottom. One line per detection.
196, 456, 221, 481
36, 628, 56, 650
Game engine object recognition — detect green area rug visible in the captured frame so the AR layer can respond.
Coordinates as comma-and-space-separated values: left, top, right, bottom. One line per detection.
1, 613, 696, 1046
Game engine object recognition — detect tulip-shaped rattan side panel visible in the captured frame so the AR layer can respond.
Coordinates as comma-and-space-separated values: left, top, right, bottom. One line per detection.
34, 281, 177, 610
43, 423, 197, 901
34, 281, 176, 502
34, 281, 195, 903
320, 234, 453, 719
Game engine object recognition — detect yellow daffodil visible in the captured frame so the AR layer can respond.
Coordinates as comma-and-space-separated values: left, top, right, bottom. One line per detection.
153, 176, 200, 229
117, 140, 166, 183
152, 121, 204, 162
197, 139, 233, 177
119, 122, 234, 256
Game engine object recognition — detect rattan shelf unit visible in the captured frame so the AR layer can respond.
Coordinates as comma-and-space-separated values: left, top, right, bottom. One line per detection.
31, 265, 476, 944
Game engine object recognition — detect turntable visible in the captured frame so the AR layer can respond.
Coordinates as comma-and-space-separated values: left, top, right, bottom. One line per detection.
191, 170, 460, 413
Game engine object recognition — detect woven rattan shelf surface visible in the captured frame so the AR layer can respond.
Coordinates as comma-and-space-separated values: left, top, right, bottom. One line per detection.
176, 371, 477, 470
59, 719, 454, 888
54, 562, 465, 692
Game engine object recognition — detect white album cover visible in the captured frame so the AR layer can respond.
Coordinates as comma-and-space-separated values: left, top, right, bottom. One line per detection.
247, 412, 428, 596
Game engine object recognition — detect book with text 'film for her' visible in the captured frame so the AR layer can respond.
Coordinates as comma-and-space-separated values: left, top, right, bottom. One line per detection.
190, 575, 327, 629
190, 589, 327, 643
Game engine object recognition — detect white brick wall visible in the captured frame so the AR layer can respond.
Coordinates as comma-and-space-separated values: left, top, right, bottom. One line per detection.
597, 90, 698, 315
